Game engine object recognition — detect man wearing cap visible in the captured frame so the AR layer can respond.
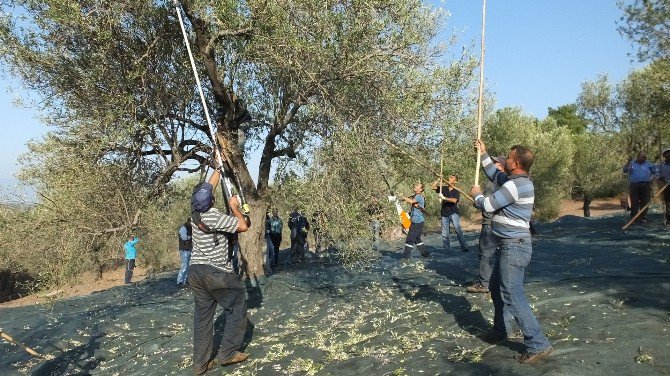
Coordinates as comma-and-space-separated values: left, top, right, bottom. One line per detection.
659, 148, 670, 225
189, 169, 250, 375
471, 140, 552, 364
623, 152, 658, 223
467, 153, 507, 293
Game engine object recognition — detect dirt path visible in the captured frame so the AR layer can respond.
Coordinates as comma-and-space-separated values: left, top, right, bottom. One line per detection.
0, 267, 149, 308
0, 198, 626, 309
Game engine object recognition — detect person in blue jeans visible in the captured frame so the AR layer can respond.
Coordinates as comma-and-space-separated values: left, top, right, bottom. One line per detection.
177, 219, 192, 287
431, 174, 469, 253
467, 155, 506, 294
124, 235, 139, 284
471, 140, 552, 364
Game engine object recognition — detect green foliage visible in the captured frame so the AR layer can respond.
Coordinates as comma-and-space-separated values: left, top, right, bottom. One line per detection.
617, 59, 670, 157
618, 0, 670, 61
0, 0, 474, 277
572, 133, 627, 199
483, 108, 574, 220
577, 66, 669, 161
547, 104, 588, 134
531, 128, 574, 220
577, 74, 621, 133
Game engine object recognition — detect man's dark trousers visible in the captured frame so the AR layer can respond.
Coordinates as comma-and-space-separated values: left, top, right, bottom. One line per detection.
190, 264, 247, 375
629, 182, 651, 220
477, 224, 496, 288
270, 234, 282, 265
124, 259, 135, 284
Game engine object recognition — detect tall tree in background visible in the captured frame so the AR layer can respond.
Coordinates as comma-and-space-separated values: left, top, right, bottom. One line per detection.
618, 0, 670, 61
576, 74, 621, 133
483, 107, 574, 220
618, 59, 670, 157
0, 0, 472, 280
547, 104, 588, 134
571, 132, 626, 217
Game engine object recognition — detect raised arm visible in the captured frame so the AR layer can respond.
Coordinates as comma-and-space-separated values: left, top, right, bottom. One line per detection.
471, 180, 519, 213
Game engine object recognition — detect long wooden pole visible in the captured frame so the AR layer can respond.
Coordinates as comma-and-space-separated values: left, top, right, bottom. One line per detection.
474, 0, 487, 186
622, 183, 669, 230
1, 331, 49, 359
383, 139, 474, 202
439, 145, 444, 198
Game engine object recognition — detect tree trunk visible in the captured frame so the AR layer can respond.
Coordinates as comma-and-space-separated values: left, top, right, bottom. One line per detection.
583, 194, 592, 217
238, 198, 271, 282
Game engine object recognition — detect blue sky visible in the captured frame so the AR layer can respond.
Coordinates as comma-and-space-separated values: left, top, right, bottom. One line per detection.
440, 0, 639, 113
0, 0, 639, 192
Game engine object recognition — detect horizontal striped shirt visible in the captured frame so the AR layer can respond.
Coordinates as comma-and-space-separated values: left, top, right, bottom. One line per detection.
190, 207, 239, 273
474, 153, 533, 239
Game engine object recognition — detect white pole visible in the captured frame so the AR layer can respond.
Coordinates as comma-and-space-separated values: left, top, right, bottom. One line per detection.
474, 0, 487, 186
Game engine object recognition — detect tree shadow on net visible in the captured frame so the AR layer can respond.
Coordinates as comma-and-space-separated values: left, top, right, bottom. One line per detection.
391, 277, 525, 354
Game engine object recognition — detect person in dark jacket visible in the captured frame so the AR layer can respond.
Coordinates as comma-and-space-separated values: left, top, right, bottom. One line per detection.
268, 208, 283, 267
288, 209, 310, 263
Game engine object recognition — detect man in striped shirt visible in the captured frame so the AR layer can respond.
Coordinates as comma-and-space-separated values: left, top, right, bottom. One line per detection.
189, 169, 250, 375
470, 141, 552, 364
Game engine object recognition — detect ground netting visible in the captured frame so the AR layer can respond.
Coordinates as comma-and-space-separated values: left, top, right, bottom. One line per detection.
1, 210, 669, 375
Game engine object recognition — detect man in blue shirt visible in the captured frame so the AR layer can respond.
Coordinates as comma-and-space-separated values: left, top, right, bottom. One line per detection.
177, 219, 192, 287
623, 152, 657, 223
658, 147, 670, 226
401, 183, 430, 259
124, 235, 139, 284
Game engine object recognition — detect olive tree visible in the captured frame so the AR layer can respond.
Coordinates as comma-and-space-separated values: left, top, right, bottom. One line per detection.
0, 0, 471, 280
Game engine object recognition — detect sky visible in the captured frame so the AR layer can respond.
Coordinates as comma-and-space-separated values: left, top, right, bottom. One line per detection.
0, 0, 640, 195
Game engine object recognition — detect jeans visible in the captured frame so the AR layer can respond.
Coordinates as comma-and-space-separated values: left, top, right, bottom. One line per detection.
265, 235, 274, 265
662, 185, 670, 223
370, 220, 381, 250
290, 235, 306, 262
269, 234, 282, 265
477, 224, 496, 288
629, 182, 651, 219
490, 238, 550, 352
190, 264, 247, 375
441, 214, 468, 251
124, 259, 135, 284
177, 250, 191, 285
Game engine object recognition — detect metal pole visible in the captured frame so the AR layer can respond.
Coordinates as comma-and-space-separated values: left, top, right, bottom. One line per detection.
474, 0, 487, 186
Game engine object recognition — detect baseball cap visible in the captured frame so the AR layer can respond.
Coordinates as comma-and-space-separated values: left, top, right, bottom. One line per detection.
191, 182, 214, 212
492, 154, 506, 164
